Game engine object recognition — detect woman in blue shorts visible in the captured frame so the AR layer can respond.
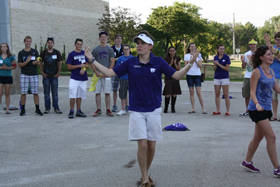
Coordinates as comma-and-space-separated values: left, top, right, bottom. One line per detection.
0, 43, 16, 114
213, 44, 231, 116
184, 42, 206, 114
240, 44, 280, 177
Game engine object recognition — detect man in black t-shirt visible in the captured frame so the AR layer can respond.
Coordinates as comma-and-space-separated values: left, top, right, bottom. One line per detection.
18, 36, 43, 116
39, 37, 63, 114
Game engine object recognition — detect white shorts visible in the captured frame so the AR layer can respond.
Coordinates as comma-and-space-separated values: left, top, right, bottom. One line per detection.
214, 78, 230, 85
95, 77, 111, 94
69, 78, 87, 99
129, 107, 162, 141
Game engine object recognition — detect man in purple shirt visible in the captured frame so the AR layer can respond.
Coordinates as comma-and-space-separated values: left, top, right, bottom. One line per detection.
85, 31, 199, 187
66, 39, 89, 119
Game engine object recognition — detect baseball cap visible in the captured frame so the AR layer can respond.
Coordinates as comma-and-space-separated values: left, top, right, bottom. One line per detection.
133, 34, 154, 45
99, 31, 108, 37
248, 39, 257, 45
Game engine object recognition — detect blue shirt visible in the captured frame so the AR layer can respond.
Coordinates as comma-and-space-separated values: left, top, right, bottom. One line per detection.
214, 54, 231, 79
66, 50, 88, 81
270, 45, 280, 79
0, 55, 15, 77
116, 55, 134, 80
248, 67, 275, 111
113, 53, 176, 112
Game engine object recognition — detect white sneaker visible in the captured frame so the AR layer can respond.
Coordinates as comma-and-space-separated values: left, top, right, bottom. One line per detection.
117, 110, 126, 116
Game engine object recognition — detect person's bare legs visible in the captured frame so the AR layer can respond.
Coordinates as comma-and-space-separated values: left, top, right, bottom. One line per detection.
245, 119, 280, 168
245, 123, 264, 162
95, 93, 101, 109
4, 84, 11, 112
105, 93, 110, 110
222, 85, 230, 113
214, 85, 221, 112
70, 98, 75, 110
195, 87, 206, 112
76, 98, 81, 110
272, 100, 278, 119
121, 99, 126, 110
189, 87, 195, 111
21, 94, 26, 105
33, 94, 39, 105
137, 139, 156, 183
113, 90, 117, 106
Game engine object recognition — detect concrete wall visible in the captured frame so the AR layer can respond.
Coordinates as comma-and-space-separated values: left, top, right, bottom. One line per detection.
10, 0, 108, 55
9, 0, 108, 94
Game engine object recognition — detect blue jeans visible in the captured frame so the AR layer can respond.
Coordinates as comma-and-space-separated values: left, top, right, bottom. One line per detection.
43, 77, 59, 110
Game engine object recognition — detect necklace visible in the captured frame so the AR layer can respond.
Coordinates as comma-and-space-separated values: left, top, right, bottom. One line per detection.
261, 67, 271, 75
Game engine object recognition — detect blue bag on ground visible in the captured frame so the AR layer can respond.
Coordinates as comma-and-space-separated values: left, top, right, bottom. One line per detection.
163, 123, 189, 131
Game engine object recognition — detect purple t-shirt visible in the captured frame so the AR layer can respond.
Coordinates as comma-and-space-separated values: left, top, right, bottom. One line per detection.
113, 53, 176, 112
66, 50, 88, 81
214, 54, 231, 79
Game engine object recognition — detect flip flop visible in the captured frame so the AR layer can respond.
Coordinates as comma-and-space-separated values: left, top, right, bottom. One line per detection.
203, 111, 207, 114
270, 117, 278, 121
6, 111, 10, 114
212, 112, 221, 115
188, 111, 196, 114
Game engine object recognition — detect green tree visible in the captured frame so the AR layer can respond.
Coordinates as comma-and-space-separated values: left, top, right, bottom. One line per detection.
257, 15, 280, 45
97, 6, 142, 45
143, 2, 207, 56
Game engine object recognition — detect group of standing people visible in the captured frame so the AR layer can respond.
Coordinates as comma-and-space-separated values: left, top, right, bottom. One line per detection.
162, 42, 231, 116
0, 36, 63, 116
2, 30, 280, 187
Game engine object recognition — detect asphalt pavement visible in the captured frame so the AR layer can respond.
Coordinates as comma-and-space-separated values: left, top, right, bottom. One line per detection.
1, 76, 280, 187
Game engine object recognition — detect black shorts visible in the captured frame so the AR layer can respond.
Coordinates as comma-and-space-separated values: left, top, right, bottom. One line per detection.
249, 110, 272, 123
0, 76, 13, 84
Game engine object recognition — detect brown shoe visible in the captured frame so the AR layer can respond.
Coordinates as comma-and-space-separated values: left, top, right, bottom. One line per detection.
141, 182, 151, 187
149, 176, 155, 187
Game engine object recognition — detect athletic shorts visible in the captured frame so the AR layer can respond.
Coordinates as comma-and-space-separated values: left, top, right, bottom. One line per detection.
111, 76, 119, 91
20, 74, 39, 94
272, 78, 280, 101
69, 78, 87, 99
242, 78, 251, 98
249, 110, 272, 123
186, 75, 201, 87
214, 78, 230, 85
119, 79, 128, 99
0, 76, 13, 84
95, 77, 111, 94
128, 107, 162, 141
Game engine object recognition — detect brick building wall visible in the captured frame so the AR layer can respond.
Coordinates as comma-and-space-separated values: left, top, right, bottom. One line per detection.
9, 0, 108, 94
10, 0, 108, 57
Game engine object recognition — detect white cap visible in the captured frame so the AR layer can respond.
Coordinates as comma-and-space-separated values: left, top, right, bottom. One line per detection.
133, 34, 154, 45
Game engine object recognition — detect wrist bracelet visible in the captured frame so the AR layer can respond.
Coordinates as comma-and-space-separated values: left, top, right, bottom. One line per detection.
276, 49, 279, 56
255, 102, 259, 105
82, 68, 86, 71
188, 63, 193, 67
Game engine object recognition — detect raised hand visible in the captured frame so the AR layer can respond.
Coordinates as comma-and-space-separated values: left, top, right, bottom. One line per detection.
264, 33, 270, 46
84, 46, 93, 62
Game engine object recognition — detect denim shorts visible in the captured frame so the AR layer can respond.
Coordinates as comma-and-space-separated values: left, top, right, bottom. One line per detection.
186, 75, 201, 87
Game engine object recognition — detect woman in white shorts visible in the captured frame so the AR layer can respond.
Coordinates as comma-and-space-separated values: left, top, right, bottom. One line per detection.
213, 44, 231, 116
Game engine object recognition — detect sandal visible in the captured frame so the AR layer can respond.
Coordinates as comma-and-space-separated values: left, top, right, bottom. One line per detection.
6, 111, 10, 114
188, 111, 196, 114
202, 111, 207, 114
225, 112, 230, 116
270, 117, 278, 121
212, 112, 221, 115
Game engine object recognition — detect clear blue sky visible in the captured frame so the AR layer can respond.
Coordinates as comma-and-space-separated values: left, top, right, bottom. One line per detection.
110, 0, 279, 27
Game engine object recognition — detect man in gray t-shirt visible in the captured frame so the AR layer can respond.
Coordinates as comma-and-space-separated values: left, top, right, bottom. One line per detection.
91, 31, 115, 117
